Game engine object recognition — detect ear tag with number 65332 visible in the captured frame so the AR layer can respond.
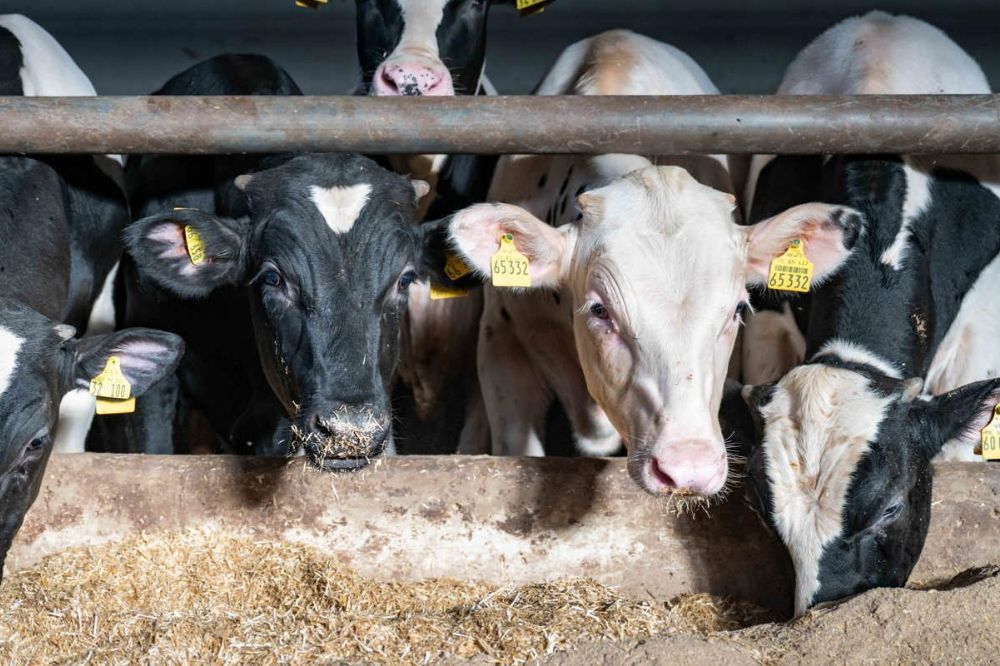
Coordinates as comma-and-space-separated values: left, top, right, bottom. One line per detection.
980, 405, 1000, 461
491, 234, 531, 288
768, 239, 813, 293
184, 225, 206, 266
89, 355, 135, 415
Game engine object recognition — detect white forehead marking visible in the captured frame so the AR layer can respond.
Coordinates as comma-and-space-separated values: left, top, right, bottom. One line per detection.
0, 326, 25, 400
760, 362, 893, 615
310, 183, 372, 234
815, 339, 902, 379
396, 0, 448, 55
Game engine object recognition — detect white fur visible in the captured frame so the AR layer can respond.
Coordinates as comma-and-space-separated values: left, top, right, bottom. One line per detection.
816, 339, 903, 379
480, 31, 737, 481
52, 389, 95, 454
310, 184, 371, 234
761, 363, 892, 615
85, 261, 118, 336
0, 326, 24, 400
0, 15, 95, 97
394, 0, 447, 58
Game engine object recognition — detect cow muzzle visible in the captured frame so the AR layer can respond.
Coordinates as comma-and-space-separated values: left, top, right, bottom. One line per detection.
629, 438, 728, 497
372, 55, 454, 96
293, 407, 391, 471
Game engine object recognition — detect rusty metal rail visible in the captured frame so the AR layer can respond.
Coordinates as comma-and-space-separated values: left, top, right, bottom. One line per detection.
0, 94, 998, 155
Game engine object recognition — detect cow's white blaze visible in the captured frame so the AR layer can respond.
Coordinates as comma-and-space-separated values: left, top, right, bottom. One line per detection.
759, 360, 893, 615
395, 0, 448, 56
0, 326, 24, 400
310, 183, 371, 234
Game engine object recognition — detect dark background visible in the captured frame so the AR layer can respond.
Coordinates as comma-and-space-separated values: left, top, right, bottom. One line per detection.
5, 1, 999, 94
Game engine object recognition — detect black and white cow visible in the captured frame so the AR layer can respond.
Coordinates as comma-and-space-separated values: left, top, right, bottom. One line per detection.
118, 55, 449, 467
740, 11, 1000, 615
0, 14, 135, 454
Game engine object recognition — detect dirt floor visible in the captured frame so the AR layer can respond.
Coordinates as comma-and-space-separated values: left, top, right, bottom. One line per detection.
0, 531, 997, 664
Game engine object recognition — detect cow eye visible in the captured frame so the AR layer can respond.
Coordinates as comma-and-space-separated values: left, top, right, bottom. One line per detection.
398, 270, 418, 292
878, 502, 903, 525
589, 302, 609, 320
262, 269, 283, 288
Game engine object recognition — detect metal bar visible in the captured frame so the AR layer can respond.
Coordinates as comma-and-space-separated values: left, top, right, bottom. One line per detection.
0, 94, 998, 155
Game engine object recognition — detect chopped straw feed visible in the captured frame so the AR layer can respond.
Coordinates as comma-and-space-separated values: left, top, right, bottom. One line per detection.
0, 530, 765, 664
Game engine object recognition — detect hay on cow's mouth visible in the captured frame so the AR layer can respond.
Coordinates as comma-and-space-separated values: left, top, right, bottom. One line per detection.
0, 530, 766, 664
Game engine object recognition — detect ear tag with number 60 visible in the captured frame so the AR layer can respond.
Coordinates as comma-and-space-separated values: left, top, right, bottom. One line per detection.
767, 239, 813, 293
184, 225, 206, 266
491, 234, 531, 288
89, 356, 136, 416
431, 252, 472, 300
980, 405, 1000, 461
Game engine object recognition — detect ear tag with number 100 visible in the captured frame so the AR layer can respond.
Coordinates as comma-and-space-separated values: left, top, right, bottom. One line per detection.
768, 239, 813, 293
491, 234, 531, 288
89, 356, 135, 415
980, 405, 1000, 461
184, 225, 206, 265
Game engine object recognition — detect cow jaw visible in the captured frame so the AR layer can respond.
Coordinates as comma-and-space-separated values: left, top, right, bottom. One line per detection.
567, 167, 744, 497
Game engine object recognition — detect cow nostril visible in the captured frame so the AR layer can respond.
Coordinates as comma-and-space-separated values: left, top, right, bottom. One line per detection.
379, 68, 399, 93
649, 459, 677, 491
311, 415, 333, 436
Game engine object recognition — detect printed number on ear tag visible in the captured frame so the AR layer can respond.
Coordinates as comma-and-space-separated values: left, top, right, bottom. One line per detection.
767, 239, 813, 293
980, 405, 1000, 461
431, 252, 471, 300
89, 356, 136, 416
491, 234, 531, 288
184, 225, 206, 266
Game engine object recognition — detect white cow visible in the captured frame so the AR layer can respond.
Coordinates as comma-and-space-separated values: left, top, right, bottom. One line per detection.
445, 30, 856, 496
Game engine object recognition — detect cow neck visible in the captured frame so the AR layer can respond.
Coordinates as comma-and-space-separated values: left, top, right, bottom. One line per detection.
805, 156, 930, 377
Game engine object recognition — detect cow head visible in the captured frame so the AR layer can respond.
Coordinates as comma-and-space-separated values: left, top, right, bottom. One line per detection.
443, 165, 860, 496
0, 297, 182, 580
357, 0, 523, 96
125, 154, 432, 469
743, 353, 1000, 616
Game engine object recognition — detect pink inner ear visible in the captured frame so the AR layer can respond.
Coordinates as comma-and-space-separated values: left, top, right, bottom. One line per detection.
746, 203, 853, 281
113, 340, 168, 376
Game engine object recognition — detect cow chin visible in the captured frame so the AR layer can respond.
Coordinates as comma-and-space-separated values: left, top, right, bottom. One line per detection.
292, 413, 391, 472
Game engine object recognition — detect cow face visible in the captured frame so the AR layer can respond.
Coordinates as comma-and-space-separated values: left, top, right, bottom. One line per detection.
125, 154, 431, 469
0, 297, 182, 579
444, 165, 860, 497
744, 358, 1000, 616
357, 0, 512, 96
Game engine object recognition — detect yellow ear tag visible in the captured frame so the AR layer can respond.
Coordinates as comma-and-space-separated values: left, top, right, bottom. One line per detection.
517, 0, 547, 14
184, 225, 206, 266
767, 239, 813, 293
430, 283, 468, 300
431, 251, 471, 300
491, 234, 531, 288
980, 405, 1000, 461
89, 356, 136, 416
294, 0, 328, 8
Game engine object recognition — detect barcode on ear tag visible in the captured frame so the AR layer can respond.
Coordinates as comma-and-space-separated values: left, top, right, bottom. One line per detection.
184, 225, 206, 265
491, 234, 531, 288
981, 405, 1000, 461
767, 239, 813, 293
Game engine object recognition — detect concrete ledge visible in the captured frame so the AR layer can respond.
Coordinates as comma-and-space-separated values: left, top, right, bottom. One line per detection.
8, 455, 999, 614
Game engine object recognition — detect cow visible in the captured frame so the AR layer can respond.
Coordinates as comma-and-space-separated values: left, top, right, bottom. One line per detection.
432, 30, 861, 496
354, 1, 554, 454
0, 14, 134, 455
739, 11, 1000, 616
116, 54, 454, 468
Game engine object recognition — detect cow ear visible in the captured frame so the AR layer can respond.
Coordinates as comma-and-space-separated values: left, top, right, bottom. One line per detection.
745, 203, 862, 286
71, 328, 184, 397
917, 378, 1000, 459
123, 209, 249, 298
440, 202, 575, 288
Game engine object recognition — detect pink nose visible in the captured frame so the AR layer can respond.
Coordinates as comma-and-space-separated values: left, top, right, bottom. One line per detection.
648, 441, 727, 495
374, 62, 453, 96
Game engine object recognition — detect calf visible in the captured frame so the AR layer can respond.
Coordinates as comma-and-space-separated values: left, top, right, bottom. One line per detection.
0, 14, 133, 455
438, 30, 858, 496
118, 54, 441, 467
740, 12, 1000, 615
